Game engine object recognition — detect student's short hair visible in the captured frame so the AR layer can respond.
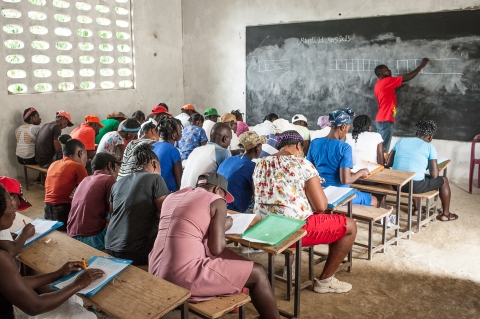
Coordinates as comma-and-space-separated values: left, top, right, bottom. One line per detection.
231, 110, 243, 120
132, 110, 145, 122
0, 185, 7, 218
23, 108, 39, 123
263, 113, 278, 122
139, 121, 157, 138
415, 120, 437, 137
133, 142, 158, 167
189, 113, 204, 123
157, 117, 182, 141
58, 134, 85, 156
157, 103, 169, 111
352, 115, 371, 143
374, 65, 387, 78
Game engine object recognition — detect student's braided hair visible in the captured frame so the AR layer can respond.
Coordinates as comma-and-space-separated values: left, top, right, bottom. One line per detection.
0, 185, 7, 218
189, 113, 204, 124
415, 120, 437, 137
351, 115, 371, 144
133, 143, 158, 168
157, 117, 182, 141
275, 130, 304, 150
231, 110, 243, 121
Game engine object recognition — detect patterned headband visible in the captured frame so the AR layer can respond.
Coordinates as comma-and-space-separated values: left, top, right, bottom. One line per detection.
275, 131, 304, 150
23, 107, 36, 120
121, 123, 141, 132
329, 107, 356, 126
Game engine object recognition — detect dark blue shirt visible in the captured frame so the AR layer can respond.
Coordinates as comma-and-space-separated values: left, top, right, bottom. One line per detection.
152, 142, 181, 192
306, 138, 353, 187
217, 154, 256, 213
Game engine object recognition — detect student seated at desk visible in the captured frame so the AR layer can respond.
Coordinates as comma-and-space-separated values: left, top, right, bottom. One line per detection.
0, 184, 105, 319
345, 115, 384, 166
311, 115, 331, 140
307, 108, 380, 207
387, 120, 456, 221
153, 118, 183, 192
67, 153, 120, 250
253, 131, 357, 294
70, 115, 104, 160
217, 131, 266, 213
16, 107, 42, 165
97, 118, 140, 162
105, 143, 170, 265
149, 172, 280, 319
44, 135, 88, 230
177, 113, 208, 165
0, 177, 34, 257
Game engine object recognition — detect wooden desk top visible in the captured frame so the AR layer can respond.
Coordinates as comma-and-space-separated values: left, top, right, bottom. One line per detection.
438, 159, 451, 172
363, 169, 416, 187
10, 213, 190, 319
226, 211, 306, 255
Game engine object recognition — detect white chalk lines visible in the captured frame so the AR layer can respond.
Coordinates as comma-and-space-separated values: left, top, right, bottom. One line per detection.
395, 58, 463, 75
257, 59, 290, 72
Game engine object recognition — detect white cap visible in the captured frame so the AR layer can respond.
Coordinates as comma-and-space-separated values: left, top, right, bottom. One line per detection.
292, 114, 308, 124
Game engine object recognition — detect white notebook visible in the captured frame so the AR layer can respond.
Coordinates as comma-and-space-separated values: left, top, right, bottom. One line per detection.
225, 213, 256, 235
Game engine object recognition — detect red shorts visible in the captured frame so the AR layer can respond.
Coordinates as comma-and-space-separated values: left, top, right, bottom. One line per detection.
291, 214, 347, 247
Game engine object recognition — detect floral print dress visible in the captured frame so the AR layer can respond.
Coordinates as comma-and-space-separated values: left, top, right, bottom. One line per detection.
253, 155, 322, 220
97, 131, 124, 161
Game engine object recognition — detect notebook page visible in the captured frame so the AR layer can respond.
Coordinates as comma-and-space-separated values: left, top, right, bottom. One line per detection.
226, 214, 256, 235
323, 186, 353, 205
15, 219, 58, 245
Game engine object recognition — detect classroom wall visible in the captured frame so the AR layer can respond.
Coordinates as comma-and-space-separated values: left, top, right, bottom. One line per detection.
181, 0, 480, 182
0, 0, 185, 177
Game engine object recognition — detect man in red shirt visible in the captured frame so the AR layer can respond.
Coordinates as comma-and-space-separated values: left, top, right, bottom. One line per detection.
374, 58, 429, 152
70, 115, 104, 159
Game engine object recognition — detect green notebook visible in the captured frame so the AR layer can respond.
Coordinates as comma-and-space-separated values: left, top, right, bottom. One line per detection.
241, 214, 306, 246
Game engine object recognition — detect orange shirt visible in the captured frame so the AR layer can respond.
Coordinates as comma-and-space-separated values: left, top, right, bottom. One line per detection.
70, 123, 96, 151
45, 157, 88, 204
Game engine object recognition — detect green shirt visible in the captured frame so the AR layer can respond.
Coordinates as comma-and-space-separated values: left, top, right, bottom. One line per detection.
95, 119, 120, 144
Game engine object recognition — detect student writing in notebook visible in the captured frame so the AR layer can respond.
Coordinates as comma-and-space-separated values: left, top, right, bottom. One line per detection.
253, 131, 357, 294
0, 184, 105, 319
307, 108, 381, 207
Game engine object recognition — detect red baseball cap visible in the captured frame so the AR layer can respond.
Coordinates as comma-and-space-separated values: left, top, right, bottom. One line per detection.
151, 105, 168, 114
84, 115, 104, 128
56, 110, 74, 127
0, 177, 32, 211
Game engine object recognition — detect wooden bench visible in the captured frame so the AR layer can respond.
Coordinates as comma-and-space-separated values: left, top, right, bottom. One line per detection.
352, 183, 439, 233
334, 205, 393, 260
135, 264, 250, 319
23, 164, 48, 190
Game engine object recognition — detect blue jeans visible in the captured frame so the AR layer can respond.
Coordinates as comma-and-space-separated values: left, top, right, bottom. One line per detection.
375, 121, 394, 152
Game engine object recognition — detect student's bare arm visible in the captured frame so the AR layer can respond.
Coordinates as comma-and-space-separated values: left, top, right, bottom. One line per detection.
173, 162, 183, 189
340, 167, 368, 185
386, 151, 395, 168
53, 140, 62, 153
0, 224, 35, 257
154, 195, 169, 216
208, 199, 227, 256
86, 150, 96, 159
429, 159, 439, 178
305, 176, 328, 213
0, 252, 103, 316
402, 58, 429, 82
377, 143, 385, 165
303, 140, 310, 155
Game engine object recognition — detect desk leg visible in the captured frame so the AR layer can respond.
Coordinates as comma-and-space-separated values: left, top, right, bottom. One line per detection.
347, 201, 353, 272
24, 166, 29, 191
407, 180, 413, 239
294, 239, 302, 318
395, 188, 401, 246
180, 300, 189, 319
268, 253, 275, 295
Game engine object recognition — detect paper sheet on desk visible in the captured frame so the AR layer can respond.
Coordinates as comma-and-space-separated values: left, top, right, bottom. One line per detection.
225, 213, 255, 234
15, 219, 58, 246
53, 257, 130, 295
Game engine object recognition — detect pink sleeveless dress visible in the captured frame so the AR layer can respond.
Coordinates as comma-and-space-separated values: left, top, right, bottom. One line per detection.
148, 187, 253, 302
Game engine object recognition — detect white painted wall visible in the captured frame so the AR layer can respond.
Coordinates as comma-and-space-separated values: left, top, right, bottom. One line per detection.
181, 0, 480, 182
0, 0, 184, 177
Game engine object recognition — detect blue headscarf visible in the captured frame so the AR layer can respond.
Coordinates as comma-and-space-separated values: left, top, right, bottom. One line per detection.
329, 108, 356, 126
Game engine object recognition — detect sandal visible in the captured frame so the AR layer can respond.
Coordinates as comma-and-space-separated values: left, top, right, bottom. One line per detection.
438, 212, 458, 222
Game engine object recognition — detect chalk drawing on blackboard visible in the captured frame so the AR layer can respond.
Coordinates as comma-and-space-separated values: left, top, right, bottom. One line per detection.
258, 59, 290, 72
329, 59, 380, 72
396, 58, 463, 75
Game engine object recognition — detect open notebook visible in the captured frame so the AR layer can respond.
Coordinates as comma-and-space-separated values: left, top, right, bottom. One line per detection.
352, 160, 384, 176
436, 156, 449, 165
323, 186, 357, 209
241, 214, 305, 246
51, 256, 132, 297
14, 218, 63, 247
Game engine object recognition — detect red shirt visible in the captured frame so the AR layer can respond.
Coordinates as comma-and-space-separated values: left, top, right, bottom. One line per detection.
45, 157, 88, 204
70, 123, 96, 151
374, 76, 403, 123
67, 170, 117, 237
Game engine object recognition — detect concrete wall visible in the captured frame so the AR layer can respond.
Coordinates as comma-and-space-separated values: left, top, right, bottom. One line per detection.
0, 0, 184, 177
181, 0, 480, 181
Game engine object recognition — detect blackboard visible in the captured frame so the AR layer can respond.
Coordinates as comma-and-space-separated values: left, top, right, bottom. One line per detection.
246, 10, 480, 141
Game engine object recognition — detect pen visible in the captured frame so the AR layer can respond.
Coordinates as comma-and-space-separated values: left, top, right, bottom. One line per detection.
82, 258, 87, 269
23, 220, 26, 226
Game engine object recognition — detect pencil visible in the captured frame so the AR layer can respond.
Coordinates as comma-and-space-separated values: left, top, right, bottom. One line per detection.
23, 220, 26, 226
82, 258, 87, 269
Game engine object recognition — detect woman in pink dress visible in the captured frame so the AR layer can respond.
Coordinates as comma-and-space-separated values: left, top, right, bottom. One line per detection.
149, 172, 279, 319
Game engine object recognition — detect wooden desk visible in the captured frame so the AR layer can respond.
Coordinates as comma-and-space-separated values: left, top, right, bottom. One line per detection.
226, 211, 306, 319
438, 159, 451, 177
10, 213, 191, 319
354, 169, 416, 243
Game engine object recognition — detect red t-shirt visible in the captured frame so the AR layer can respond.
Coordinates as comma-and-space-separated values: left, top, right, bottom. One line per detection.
67, 170, 117, 237
374, 76, 403, 123
45, 157, 88, 204
70, 123, 95, 151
